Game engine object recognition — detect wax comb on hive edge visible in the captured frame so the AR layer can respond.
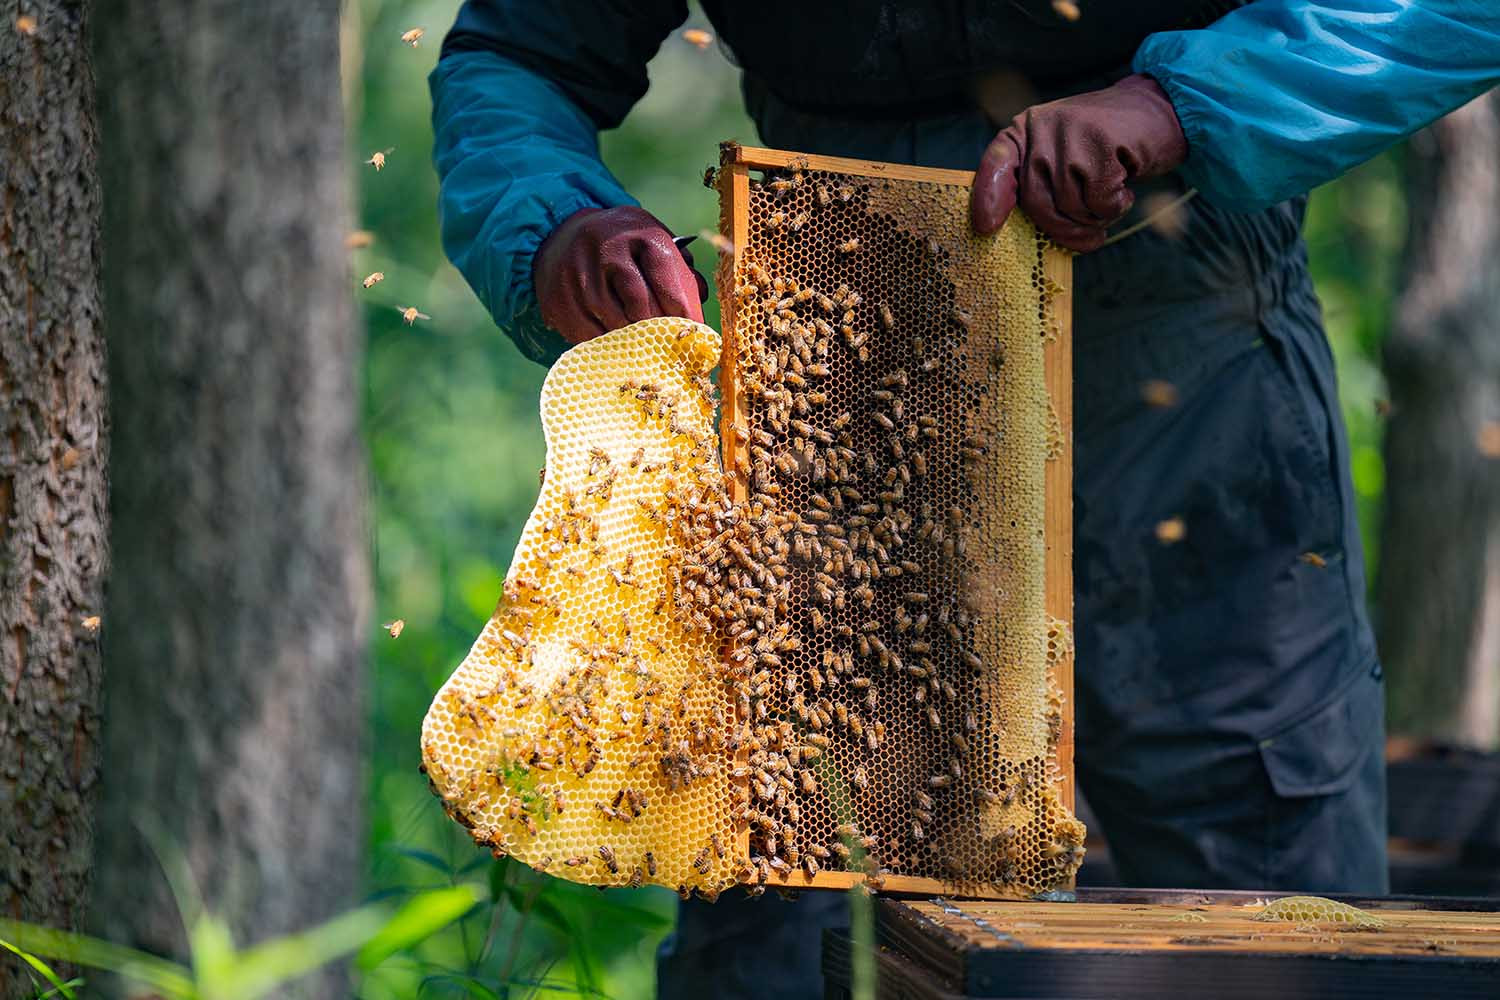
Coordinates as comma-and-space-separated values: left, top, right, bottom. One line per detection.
711, 144, 1078, 898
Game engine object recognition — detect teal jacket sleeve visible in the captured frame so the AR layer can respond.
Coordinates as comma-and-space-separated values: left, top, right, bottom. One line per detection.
431, 1, 687, 365
1133, 0, 1500, 213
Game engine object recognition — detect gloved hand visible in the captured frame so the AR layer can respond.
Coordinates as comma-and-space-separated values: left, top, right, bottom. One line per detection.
970, 74, 1188, 252
534, 206, 708, 345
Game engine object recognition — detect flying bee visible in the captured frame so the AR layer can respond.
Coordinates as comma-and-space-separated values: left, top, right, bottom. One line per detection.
682, 27, 714, 49
382, 618, 405, 638
395, 305, 430, 325
400, 27, 425, 45
362, 271, 385, 289
365, 146, 395, 170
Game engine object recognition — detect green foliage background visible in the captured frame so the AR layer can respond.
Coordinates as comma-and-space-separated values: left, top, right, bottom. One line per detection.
347, 2, 1401, 996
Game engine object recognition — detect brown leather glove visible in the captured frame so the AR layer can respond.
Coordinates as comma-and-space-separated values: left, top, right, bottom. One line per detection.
534, 206, 708, 345
970, 74, 1188, 252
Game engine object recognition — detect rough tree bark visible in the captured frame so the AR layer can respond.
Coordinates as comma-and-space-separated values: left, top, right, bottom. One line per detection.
0, 3, 107, 995
1379, 91, 1500, 749
88, 1, 368, 991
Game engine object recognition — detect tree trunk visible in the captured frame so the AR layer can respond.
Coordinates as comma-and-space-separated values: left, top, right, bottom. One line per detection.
0, 3, 107, 995
1379, 91, 1500, 749
88, 1, 367, 991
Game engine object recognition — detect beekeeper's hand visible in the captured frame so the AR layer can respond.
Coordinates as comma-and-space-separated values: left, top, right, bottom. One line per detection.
534, 206, 708, 345
970, 74, 1188, 252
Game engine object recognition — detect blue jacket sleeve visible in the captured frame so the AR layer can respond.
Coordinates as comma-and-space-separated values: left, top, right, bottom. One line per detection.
431, 1, 688, 366
1133, 1, 1500, 213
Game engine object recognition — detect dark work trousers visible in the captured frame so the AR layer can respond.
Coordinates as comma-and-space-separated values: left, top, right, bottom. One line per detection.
656, 187, 1389, 1000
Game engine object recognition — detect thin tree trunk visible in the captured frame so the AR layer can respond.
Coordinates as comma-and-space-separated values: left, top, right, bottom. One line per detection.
1379, 91, 1500, 749
0, 3, 107, 995
89, 1, 367, 992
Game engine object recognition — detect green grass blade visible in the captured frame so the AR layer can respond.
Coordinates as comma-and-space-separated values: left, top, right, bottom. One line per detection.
218, 904, 391, 1000
0, 920, 194, 997
0, 937, 77, 999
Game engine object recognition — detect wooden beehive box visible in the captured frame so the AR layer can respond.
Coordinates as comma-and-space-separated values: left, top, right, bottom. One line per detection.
713, 144, 1076, 898
824, 890, 1500, 999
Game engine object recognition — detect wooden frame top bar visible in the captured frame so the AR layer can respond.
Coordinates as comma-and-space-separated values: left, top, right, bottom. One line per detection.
721, 141, 979, 187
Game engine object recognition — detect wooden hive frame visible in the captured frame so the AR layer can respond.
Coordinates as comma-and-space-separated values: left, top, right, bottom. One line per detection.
714, 144, 1074, 897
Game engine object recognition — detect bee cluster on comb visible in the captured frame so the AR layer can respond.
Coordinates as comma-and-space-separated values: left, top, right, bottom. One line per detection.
420, 146, 1078, 902
713, 145, 1080, 896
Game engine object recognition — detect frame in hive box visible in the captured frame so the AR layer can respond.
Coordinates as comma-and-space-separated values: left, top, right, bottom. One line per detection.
713, 143, 1076, 898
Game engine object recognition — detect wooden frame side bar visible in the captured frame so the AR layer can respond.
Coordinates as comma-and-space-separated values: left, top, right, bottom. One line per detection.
716, 161, 754, 867
1044, 247, 1075, 817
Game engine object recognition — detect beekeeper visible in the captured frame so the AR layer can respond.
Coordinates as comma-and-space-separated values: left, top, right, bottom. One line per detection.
428, 2, 1500, 996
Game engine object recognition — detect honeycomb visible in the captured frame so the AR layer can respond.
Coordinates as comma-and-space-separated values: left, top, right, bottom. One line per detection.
712, 147, 1081, 896
1253, 896, 1386, 930
420, 317, 746, 896
422, 149, 1080, 900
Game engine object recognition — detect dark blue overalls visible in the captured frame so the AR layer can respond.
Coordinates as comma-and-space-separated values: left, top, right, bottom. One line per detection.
437, 3, 1389, 996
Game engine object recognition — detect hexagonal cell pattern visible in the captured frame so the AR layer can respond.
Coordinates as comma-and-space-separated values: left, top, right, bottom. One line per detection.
421, 318, 744, 896
716, 157, 1082, 896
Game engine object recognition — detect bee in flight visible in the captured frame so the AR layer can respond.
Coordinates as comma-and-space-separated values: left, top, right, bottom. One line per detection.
395, 305, 431, 325
361, 271, 384, 289
365, 147, 396, 171
400, 27, 425, 46
383, 619, 405, 638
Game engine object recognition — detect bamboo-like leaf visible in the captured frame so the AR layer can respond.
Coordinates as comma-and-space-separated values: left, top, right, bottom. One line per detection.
356, 884, 483, 971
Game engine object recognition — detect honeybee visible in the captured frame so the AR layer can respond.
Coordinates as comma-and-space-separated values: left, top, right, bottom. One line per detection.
365, 147, 395, 170
361, 271, 384, 289
345, 230, 375, 249
382, 618, 405, 638
81, 615, 101, 634
645, 851, 658, 876
692, 848, 712, 873
1051, 0, 1082, 21
767, 211, 787, 231
629, 866, 644, 888
878, 303, 895, 331
838, 239, 860, 253
698, 229, 734, 255
400, 27, 424, 45
789, 212, 810, 232
395, 305, 430, 325
15, 15, 37, 34
682, 27, 714, 49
